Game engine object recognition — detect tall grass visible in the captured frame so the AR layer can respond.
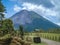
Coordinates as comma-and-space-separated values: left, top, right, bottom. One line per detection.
25, 33, 60, 42
40, 33, 60, 42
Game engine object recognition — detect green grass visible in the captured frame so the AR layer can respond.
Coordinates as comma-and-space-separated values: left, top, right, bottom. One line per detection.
32, 42, 47, 45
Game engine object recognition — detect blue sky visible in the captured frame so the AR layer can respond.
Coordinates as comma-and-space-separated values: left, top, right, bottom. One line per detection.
2, 0, 60, 26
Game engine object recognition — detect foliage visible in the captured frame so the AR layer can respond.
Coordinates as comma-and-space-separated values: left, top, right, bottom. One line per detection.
33, 28, 60, 33
19, 25, 24, 40
47, 28, 60, 33
0, 0, 5, 28
0, 0, 5, 12
0, 19, 14, 36
3, 19, 14, 31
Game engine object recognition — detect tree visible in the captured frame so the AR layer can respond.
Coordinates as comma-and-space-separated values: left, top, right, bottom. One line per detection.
3, 19, 14, 34
0, 0, 5, 12
47, 28, 60, 33
0, 0, 5, 36
19, 25, 24, 40
0, 19, 14, 36
0, 0, 5, 28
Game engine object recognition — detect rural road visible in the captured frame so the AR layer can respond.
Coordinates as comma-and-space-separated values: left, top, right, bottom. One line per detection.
41, 38, 60, 45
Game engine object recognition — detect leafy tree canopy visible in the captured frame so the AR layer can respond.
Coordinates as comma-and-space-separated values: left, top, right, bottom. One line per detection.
0, 0, 5, 12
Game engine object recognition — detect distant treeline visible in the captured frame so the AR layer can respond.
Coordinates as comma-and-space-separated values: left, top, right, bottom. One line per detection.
33, 28, 60, 34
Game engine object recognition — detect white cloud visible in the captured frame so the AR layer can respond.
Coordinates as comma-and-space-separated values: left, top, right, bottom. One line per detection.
22, 3, 37, 10
3, 12, 6, 15
22, 2, 57, 17
14, 5, 22, 12
51, 0, 60, 20
56, 23, 60, 26
13, 1, 59, 17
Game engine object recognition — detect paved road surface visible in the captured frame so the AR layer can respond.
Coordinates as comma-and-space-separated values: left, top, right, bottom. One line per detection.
41, 38, 60, 45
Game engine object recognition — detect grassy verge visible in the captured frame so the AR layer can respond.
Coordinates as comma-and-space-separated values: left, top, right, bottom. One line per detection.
31, 42, 47, 45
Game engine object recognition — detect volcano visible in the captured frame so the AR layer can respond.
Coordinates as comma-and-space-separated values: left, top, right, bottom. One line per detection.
10, 10, 60, 31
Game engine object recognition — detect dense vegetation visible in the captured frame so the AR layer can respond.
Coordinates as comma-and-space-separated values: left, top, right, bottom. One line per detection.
0, 0, 14, 36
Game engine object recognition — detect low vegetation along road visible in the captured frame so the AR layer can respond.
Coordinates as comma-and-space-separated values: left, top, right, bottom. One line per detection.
41, 38, 60, 45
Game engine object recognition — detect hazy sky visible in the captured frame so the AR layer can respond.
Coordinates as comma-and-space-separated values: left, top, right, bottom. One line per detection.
2, 0, 60, 26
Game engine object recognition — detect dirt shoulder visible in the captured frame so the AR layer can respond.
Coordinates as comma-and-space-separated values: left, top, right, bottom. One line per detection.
41, 38, 60, 45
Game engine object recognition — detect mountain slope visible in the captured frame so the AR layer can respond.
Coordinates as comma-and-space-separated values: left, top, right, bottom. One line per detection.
10, 10, 60, 31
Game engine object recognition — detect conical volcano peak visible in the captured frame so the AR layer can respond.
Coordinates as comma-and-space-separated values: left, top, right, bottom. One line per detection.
10, 10, 60, 31
20, 10, 29, 13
